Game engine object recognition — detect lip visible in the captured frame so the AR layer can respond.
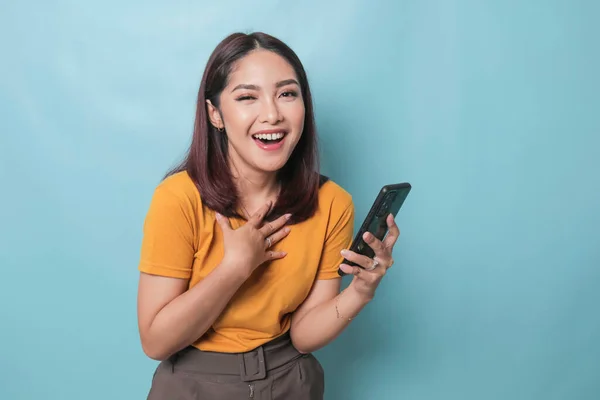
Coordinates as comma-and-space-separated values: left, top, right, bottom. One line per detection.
252, 128, 289, 136
252, 133, 287, 152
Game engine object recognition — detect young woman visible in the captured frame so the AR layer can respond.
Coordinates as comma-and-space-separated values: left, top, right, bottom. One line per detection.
137, 32, 400, 400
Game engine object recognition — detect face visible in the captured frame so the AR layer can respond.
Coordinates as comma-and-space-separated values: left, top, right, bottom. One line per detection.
207, 49, 305, 177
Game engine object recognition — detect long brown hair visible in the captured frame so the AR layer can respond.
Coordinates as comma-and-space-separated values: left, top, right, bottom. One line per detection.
165, 32, 325, 223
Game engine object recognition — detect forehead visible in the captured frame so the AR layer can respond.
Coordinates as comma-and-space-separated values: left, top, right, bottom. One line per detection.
227, 49, 298, 87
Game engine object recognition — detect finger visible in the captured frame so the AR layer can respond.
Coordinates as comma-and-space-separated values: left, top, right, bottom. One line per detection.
340, 263, 385, 286
265, 226, 291, 247
266, 250, 287, 261
215, 213, 232, 231
259, 213, 292, 236
249, 201, 273, 227
339, 263, 362, 276
362, 232, 385, 256
363, 233, 393, 267
373, 255, 394, 271
383, 213, 400, 249
340, 249, 378, 270
339, 263, 383, 283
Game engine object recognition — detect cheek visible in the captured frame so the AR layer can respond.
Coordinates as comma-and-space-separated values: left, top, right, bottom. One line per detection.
221, 102, 255, 132
289, 103, 305, 130
235, 108, 256, 126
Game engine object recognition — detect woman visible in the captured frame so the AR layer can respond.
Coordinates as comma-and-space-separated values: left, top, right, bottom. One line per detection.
137, 32, 400, 400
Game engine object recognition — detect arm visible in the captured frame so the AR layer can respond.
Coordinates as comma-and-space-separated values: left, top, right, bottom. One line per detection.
137, 185, 290, 361
290, 214, 400, 354
137, 260, 251, 361
289, 278, 372, 354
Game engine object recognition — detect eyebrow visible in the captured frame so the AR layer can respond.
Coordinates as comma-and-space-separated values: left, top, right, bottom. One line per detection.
230, 79, 300, 92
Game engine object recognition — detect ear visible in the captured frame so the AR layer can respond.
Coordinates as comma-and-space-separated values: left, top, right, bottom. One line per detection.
206, 100, 224, 130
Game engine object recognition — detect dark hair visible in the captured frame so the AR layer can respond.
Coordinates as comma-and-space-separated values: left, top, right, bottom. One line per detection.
165, 32, 325, 223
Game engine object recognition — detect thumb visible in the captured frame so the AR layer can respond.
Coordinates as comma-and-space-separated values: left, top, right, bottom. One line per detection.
215, 212, 232, 232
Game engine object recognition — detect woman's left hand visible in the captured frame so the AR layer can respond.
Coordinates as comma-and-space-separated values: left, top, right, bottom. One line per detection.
338, 214, 400, 301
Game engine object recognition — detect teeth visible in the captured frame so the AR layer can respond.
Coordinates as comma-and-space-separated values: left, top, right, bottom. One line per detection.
253, 132, 285, 140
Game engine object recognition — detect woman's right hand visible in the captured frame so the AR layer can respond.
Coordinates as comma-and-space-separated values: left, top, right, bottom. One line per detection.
215, 201, 291, 278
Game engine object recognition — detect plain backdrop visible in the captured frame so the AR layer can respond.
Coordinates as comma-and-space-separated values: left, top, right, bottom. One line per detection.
1, 1, 599, 399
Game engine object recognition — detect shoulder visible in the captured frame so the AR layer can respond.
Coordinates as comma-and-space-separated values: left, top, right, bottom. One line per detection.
318, 176, 353, 212
155, 171, 199, 202
142, 171, 202, 240
148, 171, 201, 218
315, 177, 354, 243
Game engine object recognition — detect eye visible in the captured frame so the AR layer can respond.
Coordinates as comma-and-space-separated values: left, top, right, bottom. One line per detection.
236, 94, 256, 101
280, 90, 298, 98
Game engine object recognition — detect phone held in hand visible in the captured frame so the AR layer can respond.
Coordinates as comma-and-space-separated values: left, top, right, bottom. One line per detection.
338, 183, 412, 276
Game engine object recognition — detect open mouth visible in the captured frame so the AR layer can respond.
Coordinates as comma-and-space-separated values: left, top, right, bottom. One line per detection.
251, 131, 286, 145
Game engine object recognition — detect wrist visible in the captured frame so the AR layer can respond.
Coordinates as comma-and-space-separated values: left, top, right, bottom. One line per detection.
218, 257, 253, 282
346, 284, 375, 304
334, 286, 372, 322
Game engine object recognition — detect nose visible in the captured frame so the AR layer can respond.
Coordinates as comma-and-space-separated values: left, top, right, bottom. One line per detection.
259, 97, 283, 125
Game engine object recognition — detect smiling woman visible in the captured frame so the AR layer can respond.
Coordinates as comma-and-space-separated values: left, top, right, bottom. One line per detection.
205, 50, 306, 195
165, 34, 320, 224
136, 32, 401, 400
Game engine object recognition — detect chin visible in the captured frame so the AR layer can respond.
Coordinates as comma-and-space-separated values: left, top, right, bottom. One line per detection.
256, 152, 294, 171
251, 148, 295, 173
257, 160, 289, 173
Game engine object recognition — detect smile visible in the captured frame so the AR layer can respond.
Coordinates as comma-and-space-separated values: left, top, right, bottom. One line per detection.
251, 130, 287, 151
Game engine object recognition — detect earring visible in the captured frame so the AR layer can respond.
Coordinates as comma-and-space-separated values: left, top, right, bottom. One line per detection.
217, 127, 224, 132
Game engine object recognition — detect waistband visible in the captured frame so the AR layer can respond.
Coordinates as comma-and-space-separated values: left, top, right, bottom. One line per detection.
169, 332, 302, 382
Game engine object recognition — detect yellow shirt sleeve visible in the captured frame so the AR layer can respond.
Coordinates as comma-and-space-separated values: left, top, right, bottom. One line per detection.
316, 198, 355, 280
138, 185, 197, 280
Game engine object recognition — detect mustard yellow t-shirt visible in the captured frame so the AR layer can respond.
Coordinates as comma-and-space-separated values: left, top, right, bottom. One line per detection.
138, 171, 354, 353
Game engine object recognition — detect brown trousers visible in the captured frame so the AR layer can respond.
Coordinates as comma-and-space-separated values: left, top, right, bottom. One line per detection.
146, 333, 325, 400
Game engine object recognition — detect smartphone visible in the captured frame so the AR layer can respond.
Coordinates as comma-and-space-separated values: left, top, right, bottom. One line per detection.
338, 183, 412, 276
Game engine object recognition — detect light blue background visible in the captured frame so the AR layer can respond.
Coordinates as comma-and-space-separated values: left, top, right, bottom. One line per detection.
1, 1, 599, 399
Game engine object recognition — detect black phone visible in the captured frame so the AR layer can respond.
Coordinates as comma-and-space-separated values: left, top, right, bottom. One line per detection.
338, 183, 412, 276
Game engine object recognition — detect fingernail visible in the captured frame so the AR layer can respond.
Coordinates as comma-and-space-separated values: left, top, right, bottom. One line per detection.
341, 249, 350, 256
284, 227, 291, 233
285, 213, 292, 220
363, 232, 371, 240
215, 212, 222, 220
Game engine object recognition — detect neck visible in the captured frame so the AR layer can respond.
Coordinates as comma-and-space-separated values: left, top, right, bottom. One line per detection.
228, 157, 280, 213
235, 171, 279, 200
